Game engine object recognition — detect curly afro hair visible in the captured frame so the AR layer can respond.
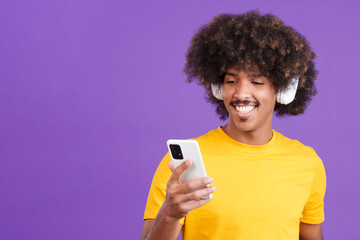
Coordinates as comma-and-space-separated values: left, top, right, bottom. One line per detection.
184, 11, 318, 120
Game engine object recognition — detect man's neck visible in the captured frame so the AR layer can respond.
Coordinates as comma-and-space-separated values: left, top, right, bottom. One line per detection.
222, 124, 273, 146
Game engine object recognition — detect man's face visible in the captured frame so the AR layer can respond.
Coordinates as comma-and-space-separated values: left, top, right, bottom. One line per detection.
222, 66, 277, 134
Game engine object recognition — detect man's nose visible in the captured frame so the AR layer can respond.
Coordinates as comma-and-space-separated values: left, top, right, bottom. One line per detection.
234, 81, 251, 99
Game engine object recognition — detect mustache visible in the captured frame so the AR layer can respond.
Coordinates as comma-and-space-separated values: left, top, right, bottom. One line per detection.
230, 99, 259, 106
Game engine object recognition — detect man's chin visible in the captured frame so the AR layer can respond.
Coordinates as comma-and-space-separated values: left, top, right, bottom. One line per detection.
233, 121, 256, 132
239, 118, 248, 123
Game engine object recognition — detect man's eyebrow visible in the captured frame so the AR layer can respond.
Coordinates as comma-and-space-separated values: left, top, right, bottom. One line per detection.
224, 72, 237, 76
248, 73, 264, 77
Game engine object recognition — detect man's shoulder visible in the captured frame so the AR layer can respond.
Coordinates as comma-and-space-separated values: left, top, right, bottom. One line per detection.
192, 127, 221, 142
275, 130, 319, 158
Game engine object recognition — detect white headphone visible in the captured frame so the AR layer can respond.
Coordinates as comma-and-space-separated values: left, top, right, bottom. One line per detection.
211, 77, 299, 105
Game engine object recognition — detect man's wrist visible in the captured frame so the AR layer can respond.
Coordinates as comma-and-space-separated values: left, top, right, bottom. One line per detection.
158, 204, 182, 223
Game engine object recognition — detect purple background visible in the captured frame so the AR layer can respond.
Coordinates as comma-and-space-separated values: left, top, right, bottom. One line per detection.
1, 0, 359, 239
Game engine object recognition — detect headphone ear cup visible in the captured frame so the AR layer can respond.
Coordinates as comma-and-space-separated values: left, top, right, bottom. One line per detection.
211, 84, 223, 100
276, 78, 299, 105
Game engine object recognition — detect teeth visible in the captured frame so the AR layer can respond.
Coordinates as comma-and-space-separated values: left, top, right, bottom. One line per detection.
235, 105, 255, 114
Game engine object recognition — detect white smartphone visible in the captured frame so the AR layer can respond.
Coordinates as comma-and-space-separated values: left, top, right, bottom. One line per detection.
167, 139, 212, 199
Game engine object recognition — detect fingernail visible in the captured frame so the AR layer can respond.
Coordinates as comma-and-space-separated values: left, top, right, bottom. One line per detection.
210, 185, 216, 192
204, 177, 214, 184
185, 160, 192, 166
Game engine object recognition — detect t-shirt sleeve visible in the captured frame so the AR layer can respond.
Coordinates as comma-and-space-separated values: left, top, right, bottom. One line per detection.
143, 153, 185, 225
300, 156, 327, 224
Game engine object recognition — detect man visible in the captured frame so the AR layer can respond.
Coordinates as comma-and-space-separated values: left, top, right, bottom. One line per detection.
141, 11, 326, 240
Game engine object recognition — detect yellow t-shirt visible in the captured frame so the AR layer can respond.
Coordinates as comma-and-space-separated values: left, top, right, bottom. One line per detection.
144, 127, 326, 240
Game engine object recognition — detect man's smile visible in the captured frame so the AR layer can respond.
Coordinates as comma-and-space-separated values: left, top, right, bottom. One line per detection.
230, 100, 259, 117
235, 105, 256, 113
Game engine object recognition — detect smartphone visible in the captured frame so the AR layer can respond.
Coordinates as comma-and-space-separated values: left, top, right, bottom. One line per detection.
167, 139, 212, 199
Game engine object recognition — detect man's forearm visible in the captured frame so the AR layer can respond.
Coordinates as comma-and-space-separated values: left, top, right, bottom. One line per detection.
143, 205, 182, 240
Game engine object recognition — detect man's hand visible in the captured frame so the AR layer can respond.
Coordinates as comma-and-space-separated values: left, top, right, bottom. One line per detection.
140, 160, 215, 240
163, 160, 216, 221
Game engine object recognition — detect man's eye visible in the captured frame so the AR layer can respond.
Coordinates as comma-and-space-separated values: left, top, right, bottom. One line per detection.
252, 81, 264, 85
226, 80, 236, 84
